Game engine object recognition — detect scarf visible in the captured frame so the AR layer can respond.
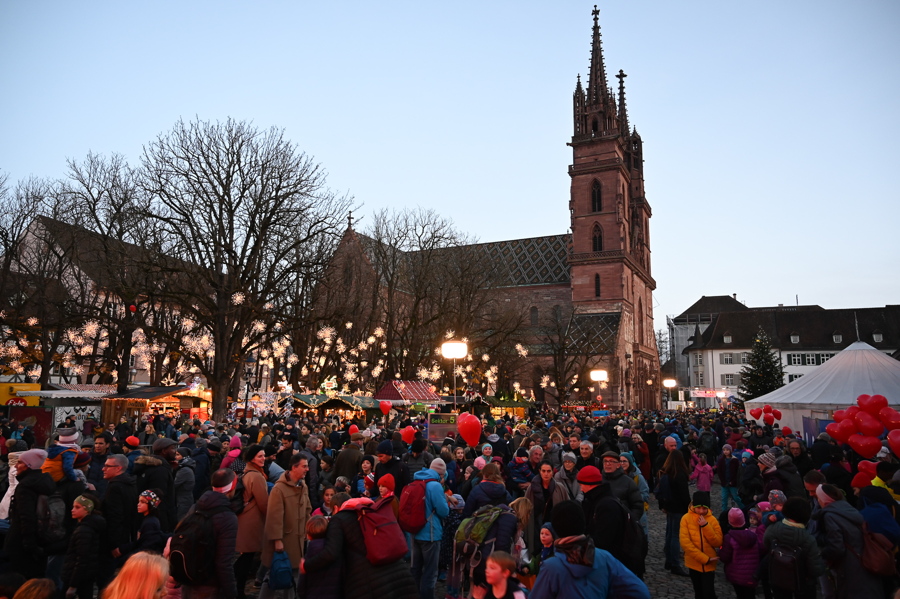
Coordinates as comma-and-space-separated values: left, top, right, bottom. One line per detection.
554, 534, 595, 566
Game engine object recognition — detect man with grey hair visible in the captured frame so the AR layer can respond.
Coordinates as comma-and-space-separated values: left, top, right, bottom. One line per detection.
298, 435, 320, 508
99, 453, 138, 587
576, 441, 599, 470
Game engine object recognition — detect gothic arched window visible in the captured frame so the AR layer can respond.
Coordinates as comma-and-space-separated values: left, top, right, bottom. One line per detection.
595, 274, 601, 297
592, 225, 603, 252
530, 306, 539, 326
591, 181, 602, 212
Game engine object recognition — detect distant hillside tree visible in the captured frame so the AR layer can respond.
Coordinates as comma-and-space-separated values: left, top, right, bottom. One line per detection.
738, 327, 785, 403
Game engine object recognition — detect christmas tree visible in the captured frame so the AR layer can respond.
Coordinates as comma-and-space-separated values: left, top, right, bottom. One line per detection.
738, 327, 785, 402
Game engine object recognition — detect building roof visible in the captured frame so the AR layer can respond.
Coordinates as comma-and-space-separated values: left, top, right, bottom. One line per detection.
104, 386, 186, 401
688, 305, 900, 352
568, 312, 621, 355
374, 381, 442, 403
676, 295, 748, 319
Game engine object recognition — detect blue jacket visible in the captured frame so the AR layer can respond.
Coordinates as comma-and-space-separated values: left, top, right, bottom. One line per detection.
413, 469, 449, 542
530, 548, 649, 599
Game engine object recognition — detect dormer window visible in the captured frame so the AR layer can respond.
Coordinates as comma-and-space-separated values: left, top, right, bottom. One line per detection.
873, 331, 884, 343
723, 334, 732, 344
790, 333, 800, 344
832, 332, 842, 344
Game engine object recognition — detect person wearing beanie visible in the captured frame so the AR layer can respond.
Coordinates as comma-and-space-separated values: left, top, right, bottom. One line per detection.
717, 443, 743, 510
133, 436, 178, 533
41, 427, 82, 483
762, 497, 824, 599
429, 458, 447, 481
122, 436, 143, 476
404, 438, 435, 475
4, 448, 55, 579
62, 491, 107, 599
374, 437, 411, 498
720, 507, 761, 599
530, 500, 649, 599
410, 461, 449, 599
678, 490, 722, 598
554, 452, 582, 502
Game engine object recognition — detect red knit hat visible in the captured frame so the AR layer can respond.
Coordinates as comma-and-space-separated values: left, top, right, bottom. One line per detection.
851, 471, 874, 488
378, 473, 395, 492
576, 465, 602, 485
125, 436, 141, 449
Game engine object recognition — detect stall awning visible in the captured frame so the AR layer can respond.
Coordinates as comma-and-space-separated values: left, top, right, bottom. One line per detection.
374, 381, 442, 403
103, 386, 188, 401
16, 390, 105, 399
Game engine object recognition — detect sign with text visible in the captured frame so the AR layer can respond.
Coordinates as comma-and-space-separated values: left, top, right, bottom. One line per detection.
427, 413, 457, 444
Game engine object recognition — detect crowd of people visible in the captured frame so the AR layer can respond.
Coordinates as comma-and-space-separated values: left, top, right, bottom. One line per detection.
0, 405, 898, 599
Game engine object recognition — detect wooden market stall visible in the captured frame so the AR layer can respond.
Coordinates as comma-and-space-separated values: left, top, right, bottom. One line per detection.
101, 385, 202, 425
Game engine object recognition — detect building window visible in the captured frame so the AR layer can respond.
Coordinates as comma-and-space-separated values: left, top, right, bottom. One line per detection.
697, 372, 704, 386
694, 353, 703, 366
724, 374, 735, 386
791, 354, 802, 366
820, 353, 833, 363
723, 335, 732, 344
805, 354, 816, 366
833, 333, 842, 343
873, 332, 883, 343
591, 181, 602, 212
530, 307, 538, 326
789, 374, 804, 383
741, 352, 749, 364
790, 334, 800, 344
723, 353, 733, 364
592, 225, 603, 252
594, 274, 601, 297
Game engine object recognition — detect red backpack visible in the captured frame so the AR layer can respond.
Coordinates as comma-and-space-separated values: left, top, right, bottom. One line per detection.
349, 496, 407, 565
398, 479, 429, 533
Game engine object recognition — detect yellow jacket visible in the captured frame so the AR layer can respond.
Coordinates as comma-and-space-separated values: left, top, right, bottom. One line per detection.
679, 506, 723, 573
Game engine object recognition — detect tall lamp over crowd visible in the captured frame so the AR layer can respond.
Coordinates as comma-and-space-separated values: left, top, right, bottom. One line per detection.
441, 340, 468, 411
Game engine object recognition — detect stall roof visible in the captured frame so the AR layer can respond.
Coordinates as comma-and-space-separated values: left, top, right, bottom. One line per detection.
374, 381, 442, 403
104, 386, 188, 401
16, 390, 105, 399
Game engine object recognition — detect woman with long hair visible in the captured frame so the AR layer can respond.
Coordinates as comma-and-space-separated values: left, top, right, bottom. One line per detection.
658, 448, 692, 577
101, 552, 169, 599
235, 444, 270, 599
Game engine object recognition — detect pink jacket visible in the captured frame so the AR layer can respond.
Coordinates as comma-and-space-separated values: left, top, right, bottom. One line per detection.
690, 464, 714, 492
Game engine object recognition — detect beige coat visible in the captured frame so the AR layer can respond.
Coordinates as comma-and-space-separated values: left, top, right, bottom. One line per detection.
235, 462, 269, 554
261, 471, 311, 567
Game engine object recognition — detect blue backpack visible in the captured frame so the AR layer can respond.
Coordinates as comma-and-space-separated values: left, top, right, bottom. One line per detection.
268, 550, 294, 590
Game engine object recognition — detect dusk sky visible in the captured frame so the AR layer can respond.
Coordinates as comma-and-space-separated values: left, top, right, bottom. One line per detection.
2, 1, 898, 330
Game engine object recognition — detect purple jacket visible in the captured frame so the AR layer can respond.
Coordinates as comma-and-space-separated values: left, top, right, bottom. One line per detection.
719, 528, 761, 587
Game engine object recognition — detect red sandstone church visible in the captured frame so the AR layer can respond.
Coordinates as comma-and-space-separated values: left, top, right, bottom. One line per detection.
323, 8, 660, 410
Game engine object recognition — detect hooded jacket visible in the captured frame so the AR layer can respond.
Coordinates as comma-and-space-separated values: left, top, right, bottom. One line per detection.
4, 467, 55, 553
814, 499, 883, 597
134, 454, 176, 532
186, 490, 238, 599
719, 527, 762, 587
62, 512, 106, 590
174, 456, 196, 522
679, 505, 723, 573
463, 479, 513, 517
530, 547, 650, 599
762, 520, 824, 584
262, 470, 312, 568
412, 468, 450, 542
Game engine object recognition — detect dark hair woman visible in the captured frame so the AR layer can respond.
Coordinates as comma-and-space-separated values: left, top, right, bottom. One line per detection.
658, 449, 691, 576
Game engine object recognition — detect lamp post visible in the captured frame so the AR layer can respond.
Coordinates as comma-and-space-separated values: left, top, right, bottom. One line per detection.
243, 355, 256, 413
663, 378, 677, 409
589, 369, 608, 408
441, 340, 467, 411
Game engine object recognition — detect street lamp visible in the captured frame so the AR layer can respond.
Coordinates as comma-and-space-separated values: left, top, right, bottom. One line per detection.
441, 340, 467, 411
663, 378, 677, 408
243, 355, 256, 413
590, 369, 608, 408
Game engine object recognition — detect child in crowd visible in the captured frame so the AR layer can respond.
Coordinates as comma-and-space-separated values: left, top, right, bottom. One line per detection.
690, 454, 714, 493
377, 474, 399, 519
520, 522, 556, 589
297, 516, 341, 599
762, 491, 786, 528
471, 551, 527, 599
42, 427, 81, 483
507, 448, 533, 491
679, 491, 722, 599
311, 485, 336, 518
720, 508, 761, 599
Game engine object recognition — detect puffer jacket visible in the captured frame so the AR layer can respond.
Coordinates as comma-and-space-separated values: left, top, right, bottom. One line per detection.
62, 512, 106, 590
763, 520, 824, 584
174, 456, 196, 522
412, 469, 449, 542
463, 479, 512, 517
603, 467, 644, 522
679, 506, 723, 573
720, 527, 762, 587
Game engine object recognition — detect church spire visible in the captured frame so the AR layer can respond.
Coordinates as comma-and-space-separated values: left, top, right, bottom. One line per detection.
587, 5, 610, 106
616, 69, 629, 137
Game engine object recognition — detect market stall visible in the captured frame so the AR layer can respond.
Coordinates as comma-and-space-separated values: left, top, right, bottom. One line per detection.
101, 385, 194, 425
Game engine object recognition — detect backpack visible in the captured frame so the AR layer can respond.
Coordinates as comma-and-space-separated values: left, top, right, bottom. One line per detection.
268, 550, 295, 590
617, 502, 647, 577
349, 496, 407, 565
229, 473, 246, 514
168, 504, 230, 585
846, 523, 897, 577
654, 472, 672, 503
398, 479, 429, 533
453, 504, 511, 562
768, 540, 803, 591
36, 493, 66, 547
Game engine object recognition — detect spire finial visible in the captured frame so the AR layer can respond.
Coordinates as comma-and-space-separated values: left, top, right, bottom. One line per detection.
347, 210, 353, 229
592, 4, 599, 25
616, 69, 630, 136
587, 5, 609, 106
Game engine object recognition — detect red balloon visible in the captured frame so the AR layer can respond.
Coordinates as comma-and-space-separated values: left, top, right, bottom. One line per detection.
763, 404, 773, 414
379, 400, 392, 416
349, 424, 359, 434
858, 394, 888, 416
857, 460, 878, 477
833, 409, 848, 423
782, 426, 792, 435
401, 425, 416, 445
749, 408, 763, 420
772, 409, 782, 421
826, 422, 847, 443
879, 407, 900, 431
846, 405, 861, 418
457, 414, 481, 448
763, 413, 775, 426
853, 411, 884, 437
887, 429, 900, 458
837, 417, 858, 440
847, 434, 882, 459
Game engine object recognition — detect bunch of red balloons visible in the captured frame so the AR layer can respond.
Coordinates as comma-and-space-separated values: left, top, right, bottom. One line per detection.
457, 412, 482, 447
749, 404, 782, 427
824, 394, 898, 459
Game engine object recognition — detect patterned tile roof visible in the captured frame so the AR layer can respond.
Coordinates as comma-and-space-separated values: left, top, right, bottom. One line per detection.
568, 313, 622, 355
474, 234, 571, 287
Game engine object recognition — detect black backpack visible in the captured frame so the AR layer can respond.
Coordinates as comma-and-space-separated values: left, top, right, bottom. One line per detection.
768, 539, 803, 591
36, 493, 66, 547
169, 504, 230, 585
229, 474, 246, 514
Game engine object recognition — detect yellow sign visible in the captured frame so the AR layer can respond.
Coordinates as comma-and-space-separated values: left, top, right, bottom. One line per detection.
3, 384, 40, 406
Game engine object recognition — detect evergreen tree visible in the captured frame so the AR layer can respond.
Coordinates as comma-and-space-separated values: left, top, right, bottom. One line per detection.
738, 327, 785, 401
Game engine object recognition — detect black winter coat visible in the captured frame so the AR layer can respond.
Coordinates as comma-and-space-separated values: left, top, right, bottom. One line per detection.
102, 472, 138, 550
185, 490, 239, 599
134, 454, 177, 532
191, 447, 212, 500
62, 513, 106, 590
303, 508, 418, 599
374, 457, 411, 497
298, 537, 342, 599
4, 468, 55, 553
463, 480, 513, 517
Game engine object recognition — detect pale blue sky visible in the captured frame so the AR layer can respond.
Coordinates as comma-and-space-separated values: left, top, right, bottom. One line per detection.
2, 1, 898, 326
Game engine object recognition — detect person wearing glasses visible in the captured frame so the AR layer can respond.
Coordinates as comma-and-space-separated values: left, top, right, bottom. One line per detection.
98, 454, 138, 588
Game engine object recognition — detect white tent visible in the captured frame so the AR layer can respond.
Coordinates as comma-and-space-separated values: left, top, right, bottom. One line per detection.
744, 342, 900, 433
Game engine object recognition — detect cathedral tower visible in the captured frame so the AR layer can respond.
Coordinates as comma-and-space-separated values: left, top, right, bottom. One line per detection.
568, 6, 658, 408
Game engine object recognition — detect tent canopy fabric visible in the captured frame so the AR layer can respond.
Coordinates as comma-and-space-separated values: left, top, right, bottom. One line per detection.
374, 381, 442, 403
745, 342, 900, 430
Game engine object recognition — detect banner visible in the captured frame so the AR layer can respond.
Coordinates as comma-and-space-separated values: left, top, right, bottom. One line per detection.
53, 405, 102, 438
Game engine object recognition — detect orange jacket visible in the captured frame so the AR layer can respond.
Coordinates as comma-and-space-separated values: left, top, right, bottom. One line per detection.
679, 506, 723, 573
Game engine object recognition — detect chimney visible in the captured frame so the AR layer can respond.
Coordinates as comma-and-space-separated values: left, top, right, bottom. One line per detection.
732, 293, 737, 300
